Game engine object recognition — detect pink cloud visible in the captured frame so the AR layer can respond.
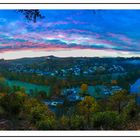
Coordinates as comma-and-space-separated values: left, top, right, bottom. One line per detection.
108, 32, 133, 45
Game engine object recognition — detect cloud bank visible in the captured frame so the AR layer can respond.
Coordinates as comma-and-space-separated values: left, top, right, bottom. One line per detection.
0, 10, 139, 59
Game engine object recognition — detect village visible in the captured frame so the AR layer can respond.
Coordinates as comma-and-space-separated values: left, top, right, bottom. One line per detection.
0, 57, 140, 113
43, 85, 123, 107
5, 59, 125, 77
42, 78, 140, 114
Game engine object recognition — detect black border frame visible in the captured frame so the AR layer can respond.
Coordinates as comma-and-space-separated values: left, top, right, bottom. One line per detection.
0, 2, 139, 137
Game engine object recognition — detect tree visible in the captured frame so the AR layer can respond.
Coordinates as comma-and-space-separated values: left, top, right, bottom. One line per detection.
20, 87, 26, 93
36, 116, 56, 130
122, 100, 138, 120
17, 10, 100, 23
80, 83, 88, 96
24, 98, 55, 129
77, 96, 99, 126
59, 115, 70, 130
0, 77, 9, 93
0, 92, 25, 118
108, 90, 130, 114
0, 77, 6, 83
49, 82, 62, 97
17, 10, 45, 23
92, 111, 124, 130
111, 80, 117, 85
70, 115, 86, 130
38, 90, 48, 99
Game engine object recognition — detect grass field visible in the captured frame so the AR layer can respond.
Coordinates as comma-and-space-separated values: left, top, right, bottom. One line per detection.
6, 79, 50, 95
6, 79, 107, 99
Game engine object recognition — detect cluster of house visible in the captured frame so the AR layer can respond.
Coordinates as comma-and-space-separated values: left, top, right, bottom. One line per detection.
61, 88, 84, 102
40, 77, 140, 111
108, 65, 124, 73
97, 85, 123, 96
43, 85, 123, 109
8, 63, 125, 77
8, 64, 56, 76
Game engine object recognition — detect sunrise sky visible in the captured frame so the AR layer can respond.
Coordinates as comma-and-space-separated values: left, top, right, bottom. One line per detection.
0, 10, 140, 59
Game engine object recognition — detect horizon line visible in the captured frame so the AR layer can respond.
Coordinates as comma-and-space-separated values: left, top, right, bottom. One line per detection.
1, 55, 140, 61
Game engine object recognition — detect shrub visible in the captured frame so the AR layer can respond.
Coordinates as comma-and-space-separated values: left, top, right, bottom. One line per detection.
70, 115, 86, 130
59, 115, 70, 130
123, 100, 138, 120
0, 93, 25, 117
92, 111, 124, 130
36, 116, 56, 130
